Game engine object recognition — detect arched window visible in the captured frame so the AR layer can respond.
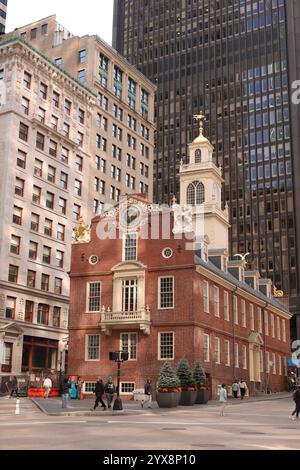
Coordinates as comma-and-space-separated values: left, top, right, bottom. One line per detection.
187, 183, 196, 205
196, 182, 205, 204
187, 181, 205, 205
195, 149, 201, 163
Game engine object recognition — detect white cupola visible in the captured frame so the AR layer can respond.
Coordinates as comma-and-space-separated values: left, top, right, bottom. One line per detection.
179, 113, 230, 251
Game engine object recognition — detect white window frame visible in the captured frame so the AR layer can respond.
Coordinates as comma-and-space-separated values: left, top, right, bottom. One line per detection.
203, 281, 210, 313
158, 332, 174, 361
120, 382, 135, 395
86, 282, 101, 313
203, 334, 210, 363
158, 276, 174, 310
234, 343, 239, 368
258, 307, 263, 333
242, 345, 247, 370
250, 304, 254, 331
224, 291, 229, 321
282, 319, 286, 342
260, 350, 264, 373
266, 351, 270, 373
84, 382, 96, 394
120, 332, 137, 361
272, 353, 276, 375
85, 334, 100, 361
241, 299, 246, 328
271, 314, 275, 338
225, 340, 230, 366
233, 296, 238, 325
213, 286, 220, 317
276, 316, 281, 340
278, 355, 282, 375
214, 337, 221, 364
264, 311, 269, 336
122, 233, 138, 262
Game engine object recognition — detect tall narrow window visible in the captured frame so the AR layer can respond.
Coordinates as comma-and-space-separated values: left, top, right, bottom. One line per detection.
241, 300, 246, 328
224, 291, 229, 321
122, 279, 138, 312
203, 334, 210, 362
123, 233, 137, 261
87, 282, 101, 312
213, 286, 219, 317
159, 277, 174, 309
225, 340, 230, 366
250, 304, 254, 331
214, 337, 221, 364
159, 332, 174, 360
86, 335, 100, 360
203, 281, 209, 313
121, 333, 137, 360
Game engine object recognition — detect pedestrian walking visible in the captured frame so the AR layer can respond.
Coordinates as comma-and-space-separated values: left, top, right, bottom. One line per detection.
77, 376, 84, 400
239, 379, 248, 400
219, 384, 227, 416
141, 379, 153, 409
43, 376, 52, 399
232, 380, 239, 399
9, 376, 19, 398
92, 379, 106, 411
61, 377, 71, 409
289, 384, 300, 420
104, 377, 115, 409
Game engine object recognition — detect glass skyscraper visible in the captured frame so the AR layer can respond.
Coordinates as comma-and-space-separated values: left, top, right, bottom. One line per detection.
0, 0, 7, 35
113, 0, 300, 339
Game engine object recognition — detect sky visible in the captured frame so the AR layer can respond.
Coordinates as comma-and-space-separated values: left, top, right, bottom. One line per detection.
6, 0, 114, 45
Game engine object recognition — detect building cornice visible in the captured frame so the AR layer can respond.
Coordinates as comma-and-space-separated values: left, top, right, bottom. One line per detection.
0, 281, 69, 304
0, 36, 97, 101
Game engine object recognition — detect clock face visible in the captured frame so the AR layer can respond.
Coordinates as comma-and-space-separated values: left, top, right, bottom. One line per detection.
121, 205, 141, 230
89, 255, 99, 265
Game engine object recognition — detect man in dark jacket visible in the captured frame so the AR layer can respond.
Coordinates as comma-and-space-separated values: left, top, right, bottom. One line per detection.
142, 379, 153, 409
290, 384, 300, 420
104, 378, 115, 409
61, 377, 71, 409
92, 379, 106, 411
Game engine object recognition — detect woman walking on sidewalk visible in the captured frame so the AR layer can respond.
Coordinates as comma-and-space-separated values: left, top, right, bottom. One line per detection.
219, 384, 228, 417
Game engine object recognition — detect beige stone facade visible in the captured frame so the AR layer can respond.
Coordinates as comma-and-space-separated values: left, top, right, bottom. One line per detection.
0, 37, 96, 376
0, 16, 156, 378
6, 15, 156, 208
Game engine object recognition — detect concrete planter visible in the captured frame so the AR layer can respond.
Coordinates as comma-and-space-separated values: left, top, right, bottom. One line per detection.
195, 389, 210, 404
156, 391, 181, 408
179, 390, 197, 406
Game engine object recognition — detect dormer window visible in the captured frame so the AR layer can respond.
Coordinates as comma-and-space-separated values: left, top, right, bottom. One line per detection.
187, 181, 205, 205
195, 149, 202, 163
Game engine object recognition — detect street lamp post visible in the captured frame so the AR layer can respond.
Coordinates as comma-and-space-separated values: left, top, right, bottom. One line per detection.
109, 351, 129, 411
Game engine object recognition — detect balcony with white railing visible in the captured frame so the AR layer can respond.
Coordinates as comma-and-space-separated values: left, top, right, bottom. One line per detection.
100, 306, 151, 336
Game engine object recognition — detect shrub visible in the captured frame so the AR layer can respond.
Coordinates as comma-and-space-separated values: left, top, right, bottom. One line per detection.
177, 357, 195, 390
193, 361, 209, 389
157, 362, 181, 392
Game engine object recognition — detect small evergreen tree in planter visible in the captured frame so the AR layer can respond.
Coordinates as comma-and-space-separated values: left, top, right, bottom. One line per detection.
193, 361, 210, 404
156, 362, 181, 408
177, 358, 197, 406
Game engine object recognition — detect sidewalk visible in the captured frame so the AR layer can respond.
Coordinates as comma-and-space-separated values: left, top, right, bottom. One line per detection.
31, 391, 292, 416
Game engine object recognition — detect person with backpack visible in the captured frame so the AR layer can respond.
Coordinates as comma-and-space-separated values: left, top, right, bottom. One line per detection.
232, 380, 239, 399
290, 383, 300, 420
104, 377, 115, 409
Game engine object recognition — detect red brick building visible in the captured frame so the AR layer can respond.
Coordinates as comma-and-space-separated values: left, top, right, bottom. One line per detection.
68, 126, 291, 399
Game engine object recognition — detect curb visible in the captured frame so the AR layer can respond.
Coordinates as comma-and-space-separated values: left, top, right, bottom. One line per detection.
30, 399, 147, 417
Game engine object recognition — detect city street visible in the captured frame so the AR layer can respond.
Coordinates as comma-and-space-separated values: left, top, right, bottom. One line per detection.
0, 396, 299, 450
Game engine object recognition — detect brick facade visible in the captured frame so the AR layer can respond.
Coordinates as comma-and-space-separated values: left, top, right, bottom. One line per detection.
69, 196, 291, 399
